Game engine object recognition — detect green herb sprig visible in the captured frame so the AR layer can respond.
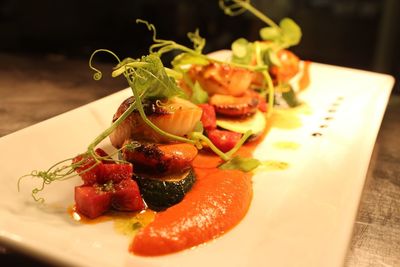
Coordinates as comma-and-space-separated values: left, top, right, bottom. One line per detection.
136, 19, 275, 115
17, 143, 135, 203
219, 0, 303, 114
136, 19, 266, 73
219, 0, 302, 49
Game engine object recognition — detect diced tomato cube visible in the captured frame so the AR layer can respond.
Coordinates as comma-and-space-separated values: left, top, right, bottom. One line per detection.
73, 148, 133, 185
72, 149, 111, 185
72, 154, 97, 185
73, 148, 143, 217
198, 104, 217, 130
112, 179, 145, 211
207, 129, 242, 153
75, 185, 112, 219
96, 163, 133, 184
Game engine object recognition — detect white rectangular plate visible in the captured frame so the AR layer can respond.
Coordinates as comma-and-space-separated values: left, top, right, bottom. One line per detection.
0, 63, 394, 267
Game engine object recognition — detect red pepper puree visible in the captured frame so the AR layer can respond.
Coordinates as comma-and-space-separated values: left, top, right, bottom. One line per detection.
130, 138, 261, 256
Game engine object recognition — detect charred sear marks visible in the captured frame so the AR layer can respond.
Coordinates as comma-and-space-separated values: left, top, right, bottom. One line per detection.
122, 142, 169, 173
121, 141, 197, 175
209, 92, 259, 117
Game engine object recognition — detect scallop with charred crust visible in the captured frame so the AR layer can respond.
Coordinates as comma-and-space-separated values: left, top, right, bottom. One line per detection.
189, 63, 253, 97
121, 140, 198, 175
109, 96, 202, 148
209, 92, 259, 117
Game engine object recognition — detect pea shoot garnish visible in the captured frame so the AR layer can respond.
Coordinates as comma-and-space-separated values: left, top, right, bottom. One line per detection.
219, 0, 303, 111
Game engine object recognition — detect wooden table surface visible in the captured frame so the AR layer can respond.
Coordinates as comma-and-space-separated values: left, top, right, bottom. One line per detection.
0, 53, 399, 266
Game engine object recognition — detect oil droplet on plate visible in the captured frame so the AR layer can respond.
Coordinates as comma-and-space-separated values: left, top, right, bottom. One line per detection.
68, 205, 156, 237
68, 206, 111, 224
271, 104, 312, 130
260, 160, 289, 171
114, 209, 156, 237
273, 141, 300, 150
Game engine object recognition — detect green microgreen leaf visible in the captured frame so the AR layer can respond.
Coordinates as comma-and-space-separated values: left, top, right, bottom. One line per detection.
220, 1, 302, 50
219, 155, 261, 172
259, 27, 280, 41
131, 54, 187, 100
279, 18, 302, 48
231, 38, 254, 65
259, 18, 302, 49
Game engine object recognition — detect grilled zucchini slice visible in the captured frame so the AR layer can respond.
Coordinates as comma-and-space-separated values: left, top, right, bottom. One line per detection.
134, 168, 196, 211
216, 110, 266, 137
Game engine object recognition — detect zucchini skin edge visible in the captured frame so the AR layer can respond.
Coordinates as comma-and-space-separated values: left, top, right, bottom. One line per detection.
134, 168, 196, 211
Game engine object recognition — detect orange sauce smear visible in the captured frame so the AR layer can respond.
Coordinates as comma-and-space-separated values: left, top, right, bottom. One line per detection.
131, 166, 252, 256
299, 61, 311, 91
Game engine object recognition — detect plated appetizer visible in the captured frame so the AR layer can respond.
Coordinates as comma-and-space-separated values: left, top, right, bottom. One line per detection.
18, 0, 308, 257
18, 51, 259, 256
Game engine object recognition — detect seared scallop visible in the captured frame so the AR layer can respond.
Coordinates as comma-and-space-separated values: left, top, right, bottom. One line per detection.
188, 63, 253, 97
109, 96, 202, 148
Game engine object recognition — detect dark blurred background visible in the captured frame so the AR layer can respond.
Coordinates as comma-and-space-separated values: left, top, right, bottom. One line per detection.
0, 0, 399, 89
